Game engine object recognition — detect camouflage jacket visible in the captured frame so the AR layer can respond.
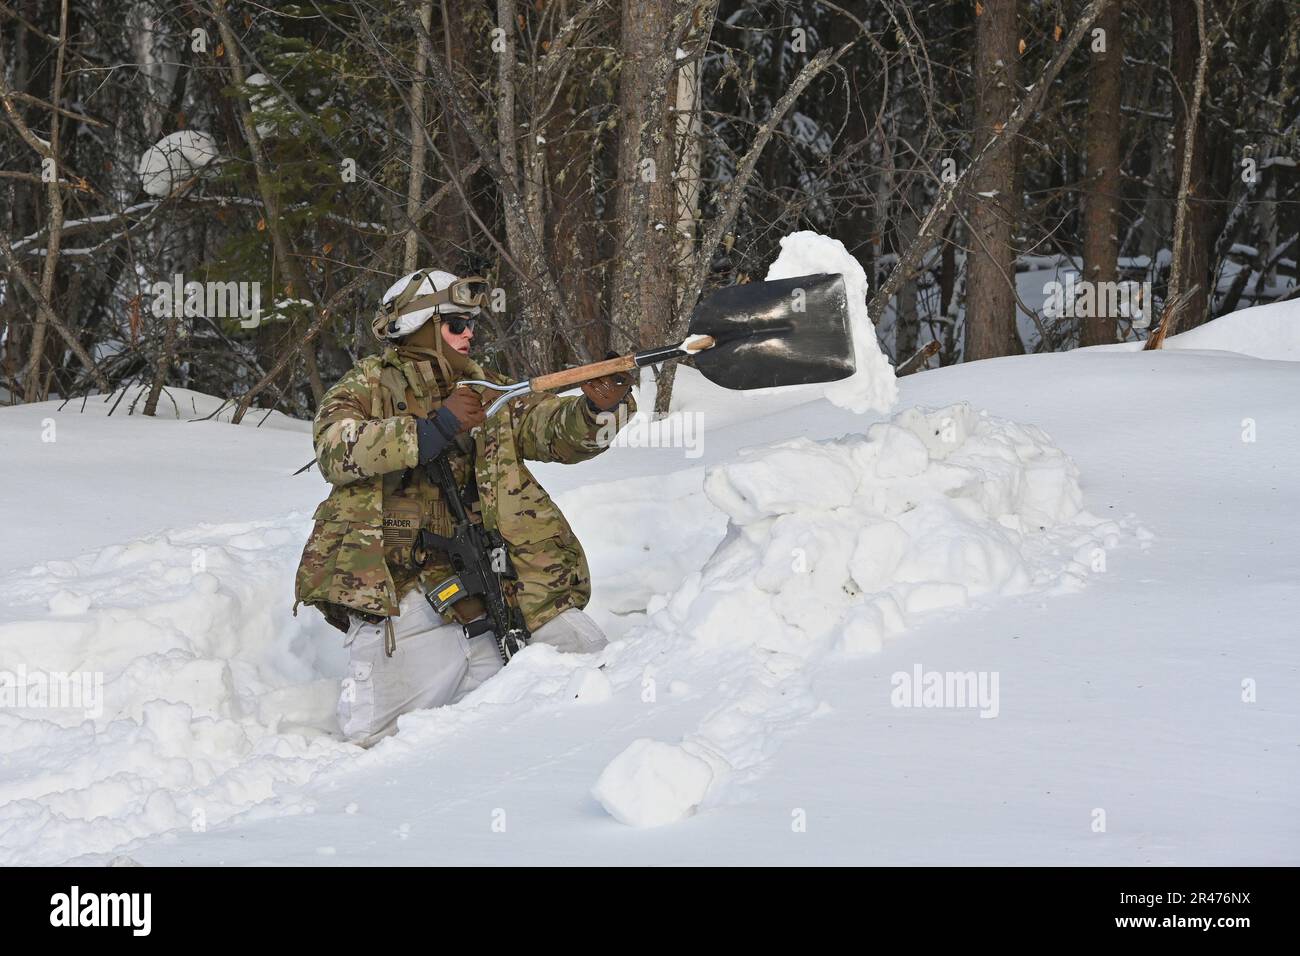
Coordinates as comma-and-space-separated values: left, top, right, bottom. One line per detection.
294, 346, 633, 631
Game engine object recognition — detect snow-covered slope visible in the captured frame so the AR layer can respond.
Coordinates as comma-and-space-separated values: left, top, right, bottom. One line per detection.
1159, 297, 1300, 359
0, 386, 321, 574
1093, 296, 1300, 361
1, 347, 1297, 865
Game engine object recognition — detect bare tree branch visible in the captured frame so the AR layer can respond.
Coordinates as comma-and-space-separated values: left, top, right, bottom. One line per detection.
1146, 0, 1211, 349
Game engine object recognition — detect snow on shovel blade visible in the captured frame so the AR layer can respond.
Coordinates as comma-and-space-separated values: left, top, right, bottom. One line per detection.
687, 273, 855, 390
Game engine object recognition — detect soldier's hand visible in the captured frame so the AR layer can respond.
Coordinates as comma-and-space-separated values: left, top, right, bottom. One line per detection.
442, 386, 486, 433
581, 353, 632, 412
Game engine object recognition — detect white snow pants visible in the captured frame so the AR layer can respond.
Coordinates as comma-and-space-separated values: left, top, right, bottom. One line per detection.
337, 590, 608, 747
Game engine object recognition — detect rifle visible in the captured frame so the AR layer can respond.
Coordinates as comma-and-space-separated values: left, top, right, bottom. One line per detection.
411, 450, 530, 664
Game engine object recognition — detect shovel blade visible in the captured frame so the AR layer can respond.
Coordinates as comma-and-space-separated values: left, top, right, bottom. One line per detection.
687, 273, 855, 390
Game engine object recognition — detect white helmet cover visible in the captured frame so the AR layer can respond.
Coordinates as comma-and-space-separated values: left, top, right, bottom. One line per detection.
377, 269, 482, 339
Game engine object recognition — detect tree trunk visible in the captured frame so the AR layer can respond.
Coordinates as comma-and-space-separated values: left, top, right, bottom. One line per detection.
894, 179, 921, 361
964, 0, 1024, 361
609, 0, 679, 362
494, 0, 553, 371
143, 314, 179, 416
673, 40, 703, 312
1080, 0, 1123, 347
939, 216, 957, 320
658, 10, 709, 414
546, 106, 604, 362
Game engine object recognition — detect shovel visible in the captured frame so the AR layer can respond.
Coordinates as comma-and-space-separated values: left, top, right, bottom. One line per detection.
467, 272, 856, 417
292, 274, 854, 475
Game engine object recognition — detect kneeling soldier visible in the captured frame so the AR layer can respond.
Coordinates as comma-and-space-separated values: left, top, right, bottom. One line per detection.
294, 269, 634, 746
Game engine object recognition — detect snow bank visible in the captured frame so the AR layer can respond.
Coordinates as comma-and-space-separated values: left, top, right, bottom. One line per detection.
1154, 297, 1300, 360
0, 390, 319, 575
1089, 297, 1300, 361
0, 517, 351, 866
763, 231, 899, 416
594, 402, 1141, 826
27, 349, 1285, 866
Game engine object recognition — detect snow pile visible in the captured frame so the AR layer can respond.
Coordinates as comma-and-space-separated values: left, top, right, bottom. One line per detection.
137, 130, 220, 197
0, 517, 351, 866
7, 348, 1281, 866
763, 231, 899, 416
593, 402, 1141, 827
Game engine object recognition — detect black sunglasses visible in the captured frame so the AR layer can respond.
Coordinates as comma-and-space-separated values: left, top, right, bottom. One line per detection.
444, 316, 475, 335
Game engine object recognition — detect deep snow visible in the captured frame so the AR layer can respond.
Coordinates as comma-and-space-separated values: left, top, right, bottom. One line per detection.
1, 302, 1297, 865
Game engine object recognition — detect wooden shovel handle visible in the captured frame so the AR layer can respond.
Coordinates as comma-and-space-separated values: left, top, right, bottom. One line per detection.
530, 354, 638, 393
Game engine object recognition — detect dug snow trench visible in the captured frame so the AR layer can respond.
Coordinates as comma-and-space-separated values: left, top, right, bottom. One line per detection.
0, 516, 354, 866
4, 293, 1297, 863
0, 390, 1137, 862
111, 348, 1300, 864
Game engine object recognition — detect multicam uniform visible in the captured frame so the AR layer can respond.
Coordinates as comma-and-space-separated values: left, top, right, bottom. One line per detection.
294, 343, 633, 744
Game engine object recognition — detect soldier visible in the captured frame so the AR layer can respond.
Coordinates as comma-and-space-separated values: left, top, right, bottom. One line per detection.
294, 269, 634, 746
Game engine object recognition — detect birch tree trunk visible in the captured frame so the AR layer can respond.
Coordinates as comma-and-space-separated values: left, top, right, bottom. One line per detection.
495, 0, 551, 370
404, 0, 435, 272
659, 10, 708, 414
1146, 0, 1210, 348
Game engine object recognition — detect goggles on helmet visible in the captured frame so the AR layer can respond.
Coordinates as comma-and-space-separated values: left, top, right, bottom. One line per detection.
386, 274, 489, 318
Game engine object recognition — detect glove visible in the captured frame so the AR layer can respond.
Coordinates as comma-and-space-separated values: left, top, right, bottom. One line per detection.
441, 386, 486, 433
581, 352, 632, 413
416, 387, 487, 464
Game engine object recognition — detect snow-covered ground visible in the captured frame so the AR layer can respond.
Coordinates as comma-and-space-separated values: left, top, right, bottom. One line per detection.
1, 298, 1297, 865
